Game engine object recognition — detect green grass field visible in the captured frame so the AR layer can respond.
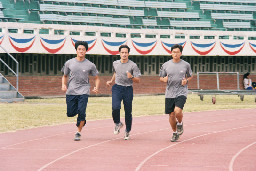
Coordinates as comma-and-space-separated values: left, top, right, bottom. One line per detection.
0, 94, 255, 132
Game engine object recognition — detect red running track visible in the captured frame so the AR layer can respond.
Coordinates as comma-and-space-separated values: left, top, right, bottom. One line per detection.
0, 109, 255, 171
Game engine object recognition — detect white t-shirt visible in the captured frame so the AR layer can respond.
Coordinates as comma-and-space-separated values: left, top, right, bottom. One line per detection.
243, 78, 252, 89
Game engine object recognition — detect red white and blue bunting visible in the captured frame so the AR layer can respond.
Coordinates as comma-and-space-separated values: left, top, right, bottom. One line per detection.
0, 34, 256, 56
0, 35, 4, 45
220, 41, 245, 55
161, 41, 186, 54
9, 35, 36, 53
191, 41, 216, 55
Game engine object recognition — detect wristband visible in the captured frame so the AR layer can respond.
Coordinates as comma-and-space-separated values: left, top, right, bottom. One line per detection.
186, 79, 188, 84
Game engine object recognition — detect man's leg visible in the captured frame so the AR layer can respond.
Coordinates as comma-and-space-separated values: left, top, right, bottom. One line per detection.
169, 112, 177, 132
174, 96, 187, 136
174, 107, 183, 124
123, 86, 133, 140
166, 98, 179, 142
66, 95, 78, 117
112, 84, 123, 134
74, 94, 88, 141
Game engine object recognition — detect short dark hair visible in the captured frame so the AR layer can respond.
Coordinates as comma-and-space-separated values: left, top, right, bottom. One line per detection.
75, 41, 88, 51
171, 44, 183, 53
119, 44, 130, 53
243, 72, 250, 79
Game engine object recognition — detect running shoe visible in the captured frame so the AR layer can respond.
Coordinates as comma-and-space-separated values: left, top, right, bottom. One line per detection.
74, 132, 81, 141
114, 122, 123, 135
124, 131, 130, 140
170, 132, 179, 142
177, 123, 184, 135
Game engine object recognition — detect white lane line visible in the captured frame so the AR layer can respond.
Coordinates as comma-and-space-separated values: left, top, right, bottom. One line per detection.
2, 115, 254, 150
37, 128, 168, 171
1, 109, 253, 149
229, 141, 256, 171
135, 124, 255, 171
0, 118, 166, 149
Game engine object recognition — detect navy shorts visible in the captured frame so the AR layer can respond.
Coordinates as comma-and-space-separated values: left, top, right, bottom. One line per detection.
66, 94, 88, 127
165, 95, 187, 114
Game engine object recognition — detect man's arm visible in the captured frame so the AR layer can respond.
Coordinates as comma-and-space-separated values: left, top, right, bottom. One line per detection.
92, 75, 100, 93
160, 76, 168, 83
62, 75, 68, 92
182, 75, 193, 86
127, 71, 140, 83
106, 73, 115, 86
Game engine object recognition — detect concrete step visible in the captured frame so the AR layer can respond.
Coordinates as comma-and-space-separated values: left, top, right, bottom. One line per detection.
0, 83, 10, 91
0, 98, 24, 103
0, 91, 18, 99
0, 76, 8, 83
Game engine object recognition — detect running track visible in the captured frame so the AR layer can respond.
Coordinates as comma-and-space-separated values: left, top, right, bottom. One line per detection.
0, 109, 255, 171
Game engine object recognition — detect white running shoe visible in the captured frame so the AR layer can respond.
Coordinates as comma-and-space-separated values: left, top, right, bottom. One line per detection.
114, 122, 123, 135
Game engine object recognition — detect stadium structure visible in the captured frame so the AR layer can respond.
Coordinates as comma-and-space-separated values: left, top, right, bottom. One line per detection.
0, 0, 256, 101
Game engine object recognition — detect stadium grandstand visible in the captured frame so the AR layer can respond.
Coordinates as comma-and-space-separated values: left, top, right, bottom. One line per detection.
0, 0, 256, 99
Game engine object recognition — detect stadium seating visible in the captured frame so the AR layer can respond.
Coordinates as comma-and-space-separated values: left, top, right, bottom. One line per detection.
211, 13, 254, 20
0, 0, 255, 31
193, 0, 256, 3
200, 4, 256, 12
158, 11, 200, 19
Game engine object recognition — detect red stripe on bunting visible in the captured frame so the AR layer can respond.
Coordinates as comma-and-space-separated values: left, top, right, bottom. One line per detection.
220, 43, 244, 55
9, 37, 35, 52
132, 41, 157, 55
40, 39, 66, 54
191, 42, 216, 55
101, 40, 119, 55
249, 43, 256, 54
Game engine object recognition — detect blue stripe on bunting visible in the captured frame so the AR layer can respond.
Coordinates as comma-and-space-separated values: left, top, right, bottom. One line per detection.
221, 42, 244, 48
40, 37, 65, 44
162, 41, 185, 47
132, 40, 156, 47
191, 42, 215, 48
102, 39, 126, 46
250, 42, 256, 48
72, 38, 95, 44
9, 36, 35, 43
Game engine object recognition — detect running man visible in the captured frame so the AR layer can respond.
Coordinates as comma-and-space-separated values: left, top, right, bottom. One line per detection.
106, 45, 141, 140
159, 44, 193, 142
62, 41, 100, 141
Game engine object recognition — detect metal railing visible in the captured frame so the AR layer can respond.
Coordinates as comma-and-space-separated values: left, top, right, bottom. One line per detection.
197, 72, 240, 90
0, 44, 19, 91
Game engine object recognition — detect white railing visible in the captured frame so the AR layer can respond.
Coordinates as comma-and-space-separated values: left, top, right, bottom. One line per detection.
197, 72, 240, 90
0, 44, 19, 91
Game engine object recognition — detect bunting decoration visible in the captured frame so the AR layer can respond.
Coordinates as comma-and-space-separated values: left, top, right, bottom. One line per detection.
161, 41, 186, 54
249, 42, 256, 54
0, 35, 4, 45
71, 38, 97, 52
191, 41, 216, 55
9, 35, 35, 52
40, 37, 66, 54
220, 42, 245, 55
102, 39, 127, 55
132, 40, 157, 55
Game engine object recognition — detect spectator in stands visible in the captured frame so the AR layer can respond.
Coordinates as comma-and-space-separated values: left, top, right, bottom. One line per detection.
62, 41, 100, 141
106, 45, 141, 140
243, 72, 254, 90
159, 44, 193, 142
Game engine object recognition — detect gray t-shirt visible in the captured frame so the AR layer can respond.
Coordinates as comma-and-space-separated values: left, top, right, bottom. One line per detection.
113, 60, 141, 86
63, 58, 99, 95
159, 59, 192, 98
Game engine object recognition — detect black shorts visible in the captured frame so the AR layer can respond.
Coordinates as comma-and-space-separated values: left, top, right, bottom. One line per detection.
165, 95, 187, 114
